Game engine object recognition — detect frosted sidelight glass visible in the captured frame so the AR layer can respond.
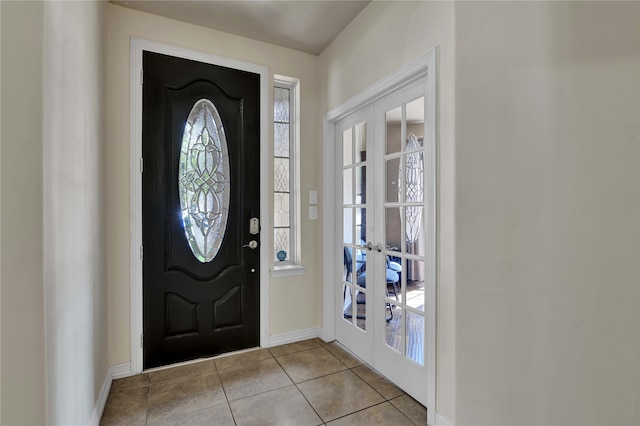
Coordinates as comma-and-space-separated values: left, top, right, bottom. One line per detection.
179, 99, 230, 263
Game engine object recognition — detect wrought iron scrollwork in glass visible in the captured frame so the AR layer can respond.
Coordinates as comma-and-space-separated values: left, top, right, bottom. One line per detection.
179, 99, 230, 263
400, 133, 424, 243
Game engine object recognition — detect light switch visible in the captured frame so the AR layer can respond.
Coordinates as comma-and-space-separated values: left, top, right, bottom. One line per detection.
309, 206, 318, 220
309, 190, 318, 205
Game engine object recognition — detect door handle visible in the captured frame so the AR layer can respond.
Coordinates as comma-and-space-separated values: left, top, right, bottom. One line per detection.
243, 240, 258, 249
364, 241, 373, 251
373, 243, 383, 252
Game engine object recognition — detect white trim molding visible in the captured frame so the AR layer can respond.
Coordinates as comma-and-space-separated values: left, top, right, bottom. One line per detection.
435, 412, 454, 426
130, 38, 270, 374
324, 49, 434, 123
269, 327, 322, 347
87, 363, 132, 426
110, 362, 133, 380
269, 264, 306, 277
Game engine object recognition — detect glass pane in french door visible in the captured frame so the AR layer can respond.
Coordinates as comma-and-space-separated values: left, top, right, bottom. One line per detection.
382, 95, 426, 366
341, 121, 368, 332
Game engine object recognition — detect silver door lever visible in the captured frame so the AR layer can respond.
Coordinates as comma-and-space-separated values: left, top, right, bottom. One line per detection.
243, 240, 258, 249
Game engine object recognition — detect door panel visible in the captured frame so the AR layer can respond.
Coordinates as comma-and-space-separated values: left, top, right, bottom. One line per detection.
374, 83, 430, 405
336, 107, 374, 364
336, 78, 433, 408
142, 51, 260, 369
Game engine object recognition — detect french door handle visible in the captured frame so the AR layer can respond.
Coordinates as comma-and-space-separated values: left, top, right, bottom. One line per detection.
373, 243, 383, 252
364, 241, 373, 251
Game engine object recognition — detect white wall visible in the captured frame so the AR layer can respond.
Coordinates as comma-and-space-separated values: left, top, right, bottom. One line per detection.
454, 1, 639, 425
0, 2, 47, 424
106, 4, 323, 366
319, 1, 457, 422
42, 1, 109, 424
0, 1, 108, 424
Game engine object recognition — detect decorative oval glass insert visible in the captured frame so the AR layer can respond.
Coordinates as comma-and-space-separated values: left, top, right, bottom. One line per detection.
179, 99, 230, 263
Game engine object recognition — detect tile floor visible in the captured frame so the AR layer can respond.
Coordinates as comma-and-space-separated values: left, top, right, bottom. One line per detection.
100, 338, 427, 425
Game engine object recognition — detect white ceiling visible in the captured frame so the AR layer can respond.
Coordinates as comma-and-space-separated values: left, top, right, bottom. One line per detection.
111, 0, 370, 55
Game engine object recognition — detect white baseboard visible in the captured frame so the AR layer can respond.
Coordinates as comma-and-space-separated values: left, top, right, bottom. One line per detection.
110, 362, 133, 380
87, 363, 132, 426
435, 412, 453, 426
269, 327, 321, 347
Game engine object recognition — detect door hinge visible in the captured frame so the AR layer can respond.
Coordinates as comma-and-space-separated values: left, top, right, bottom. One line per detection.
140, 157, 144, 173
140, 69, 143, 85
140, 245, 143, 261
140, 334, 143, 348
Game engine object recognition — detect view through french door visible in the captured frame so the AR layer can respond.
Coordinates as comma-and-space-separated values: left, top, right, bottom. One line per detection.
336, 77, 435, 410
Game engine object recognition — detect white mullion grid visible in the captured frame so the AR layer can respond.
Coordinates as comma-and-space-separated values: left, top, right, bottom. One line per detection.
352, 125, 365, 327
399, 103, 407, 356
353, 122, 370, 329
343, 123, 357, 327
281, 94, 292, 261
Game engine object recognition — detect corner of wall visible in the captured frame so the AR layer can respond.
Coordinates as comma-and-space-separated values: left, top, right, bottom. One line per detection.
0, 1, 46, 424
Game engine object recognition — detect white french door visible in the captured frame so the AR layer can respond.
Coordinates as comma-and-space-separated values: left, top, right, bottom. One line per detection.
335, 78, 435, 410
336, 106, 375, 364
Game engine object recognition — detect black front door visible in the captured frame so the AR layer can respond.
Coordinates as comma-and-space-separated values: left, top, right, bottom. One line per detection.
142, 51, 260, 369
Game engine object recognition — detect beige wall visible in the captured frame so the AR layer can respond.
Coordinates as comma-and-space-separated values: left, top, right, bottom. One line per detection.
106, 4, 323, 366
1, 2, 109, 424
320, 0, 640, 424
43, 1, 109, 424
0, 2, 47, 424
454, 1, 639, 424
319, 1, 457, 422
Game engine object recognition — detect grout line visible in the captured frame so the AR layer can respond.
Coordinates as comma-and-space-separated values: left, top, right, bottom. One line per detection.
216, 365, 238, 426
272, 352, 327, 423
267, 340, 324, 358
144, 384, 150, 426
324, 400, 390, 423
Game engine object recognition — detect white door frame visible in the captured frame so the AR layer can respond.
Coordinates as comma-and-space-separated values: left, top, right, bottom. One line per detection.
129, 38, 270, 374
321, 48, 436, 424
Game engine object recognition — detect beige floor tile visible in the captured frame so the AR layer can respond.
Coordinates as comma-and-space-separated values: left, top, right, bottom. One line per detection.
110, 373, 150, 394
297, 370, 385, 422
352, 365, 403, 399
268, 338, 324, 357
99, 341, 423, 426
276, 346, 347, 383
147, 404, 235, 426
100, 386, 148, 426
147, 372, 227, 424
323, 342, 364, 368
390, 395, 427, 425
219, 357, 292, 401
149, 359, 216, 384
326, 402, 415, 426
214, 348, 273, 371
230, 385, 322, 426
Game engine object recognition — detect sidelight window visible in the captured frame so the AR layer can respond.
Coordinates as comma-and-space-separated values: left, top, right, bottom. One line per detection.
273, 77, 300, 265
